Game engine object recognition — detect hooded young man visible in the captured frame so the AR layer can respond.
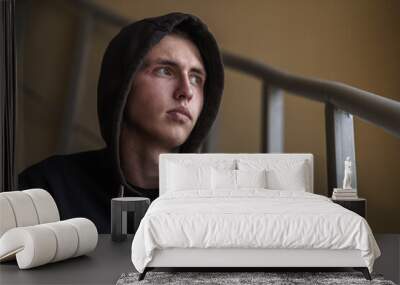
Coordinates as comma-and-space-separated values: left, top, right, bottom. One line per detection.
18, 13, 224, 233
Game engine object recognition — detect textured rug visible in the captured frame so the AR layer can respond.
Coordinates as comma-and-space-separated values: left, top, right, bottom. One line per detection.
116, 271, 396, 285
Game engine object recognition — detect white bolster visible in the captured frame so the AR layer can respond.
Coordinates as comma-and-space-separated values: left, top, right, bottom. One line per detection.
0, 189, 60, 239
0, 226, 57, 269
0, 218, 98, 269
64, 218, 98, 257
23, 189, 60, 223
42, 221, 79, 262
0, 191, 39, 228
0, 196, 17, 237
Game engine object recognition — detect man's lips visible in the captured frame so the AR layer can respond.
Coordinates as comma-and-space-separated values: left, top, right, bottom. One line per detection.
167, 106, 192, 121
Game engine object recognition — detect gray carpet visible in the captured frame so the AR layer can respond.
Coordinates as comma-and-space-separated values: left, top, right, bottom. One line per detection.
116, 271, 396, 285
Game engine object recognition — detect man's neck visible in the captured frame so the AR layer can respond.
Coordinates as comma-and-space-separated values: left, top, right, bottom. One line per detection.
119, 126, 171, 189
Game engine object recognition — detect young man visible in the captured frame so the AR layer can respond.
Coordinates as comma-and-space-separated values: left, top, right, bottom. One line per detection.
18, 13, 224, 233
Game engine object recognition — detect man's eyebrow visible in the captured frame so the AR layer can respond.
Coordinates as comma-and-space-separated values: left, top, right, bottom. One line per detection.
144, 58, 206, 77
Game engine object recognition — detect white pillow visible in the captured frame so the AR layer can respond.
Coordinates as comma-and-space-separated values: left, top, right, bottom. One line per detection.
211, 168, 237, 190
167, 162, 212, 191
211, 168, 268, 190
266, 167, 306, 191
238, 159, 309, 191
236, 169, 267, 188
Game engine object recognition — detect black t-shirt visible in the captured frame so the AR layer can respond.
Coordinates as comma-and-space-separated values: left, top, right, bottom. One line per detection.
18, 148, 159, 233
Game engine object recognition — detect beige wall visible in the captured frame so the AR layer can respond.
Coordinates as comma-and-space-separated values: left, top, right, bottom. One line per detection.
18, 0, 400, 232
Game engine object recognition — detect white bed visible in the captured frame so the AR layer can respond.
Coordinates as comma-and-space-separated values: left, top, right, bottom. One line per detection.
131, 154, 380, 280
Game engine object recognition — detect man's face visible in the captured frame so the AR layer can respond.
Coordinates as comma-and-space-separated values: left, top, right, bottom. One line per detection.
124, 34, 206, 149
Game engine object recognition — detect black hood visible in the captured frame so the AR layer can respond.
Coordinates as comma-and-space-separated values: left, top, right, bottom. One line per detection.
97, 12, 224, 195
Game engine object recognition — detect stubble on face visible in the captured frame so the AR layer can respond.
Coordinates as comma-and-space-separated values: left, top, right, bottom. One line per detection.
123, 34, 206, 150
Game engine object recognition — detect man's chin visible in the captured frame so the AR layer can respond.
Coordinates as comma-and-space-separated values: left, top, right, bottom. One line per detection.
162, 133, 191, 150
151, 124, 193, 150
166, 137, 189, 150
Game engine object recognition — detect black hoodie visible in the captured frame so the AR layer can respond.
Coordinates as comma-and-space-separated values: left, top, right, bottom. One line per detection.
18, 13, 224, 233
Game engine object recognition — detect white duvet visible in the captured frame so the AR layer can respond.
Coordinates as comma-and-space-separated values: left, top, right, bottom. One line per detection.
131, 190, 380, 273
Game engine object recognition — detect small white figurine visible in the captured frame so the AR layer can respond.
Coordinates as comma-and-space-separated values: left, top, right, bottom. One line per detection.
342, 156, 352, 190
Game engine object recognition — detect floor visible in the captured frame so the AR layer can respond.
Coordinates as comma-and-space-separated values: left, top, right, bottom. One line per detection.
0, 234, 398, 284
374, 234, 400, 284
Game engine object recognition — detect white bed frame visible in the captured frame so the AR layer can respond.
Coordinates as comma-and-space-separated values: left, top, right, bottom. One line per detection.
140, 154, 371, 280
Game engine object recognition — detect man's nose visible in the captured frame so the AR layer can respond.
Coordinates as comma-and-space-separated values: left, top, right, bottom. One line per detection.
174, 75, 193, 101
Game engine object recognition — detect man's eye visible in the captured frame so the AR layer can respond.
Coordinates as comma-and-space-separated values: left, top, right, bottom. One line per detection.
190, 75, 203, 86
155, 67, 172, 76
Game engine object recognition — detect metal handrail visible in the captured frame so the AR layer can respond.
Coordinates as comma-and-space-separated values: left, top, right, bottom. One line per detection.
223, 52, 400, 138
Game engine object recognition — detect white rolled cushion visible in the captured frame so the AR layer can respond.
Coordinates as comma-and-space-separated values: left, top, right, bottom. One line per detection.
211, 168, 237, 190
23, 189, 60, 224
0, 191, 39, 227
167, 162, 212, 191
0, 226, 57, 269
236, 169, 267, 188
64, 218, 98, 257
0, 218, 98, 269
0, 196, 17, 237
42, 221, 79, 262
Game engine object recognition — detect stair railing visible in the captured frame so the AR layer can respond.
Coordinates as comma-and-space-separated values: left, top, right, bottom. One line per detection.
222, 52, 400, 195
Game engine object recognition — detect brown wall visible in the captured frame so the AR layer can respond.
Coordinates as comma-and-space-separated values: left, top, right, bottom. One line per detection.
18, 0, 400, 233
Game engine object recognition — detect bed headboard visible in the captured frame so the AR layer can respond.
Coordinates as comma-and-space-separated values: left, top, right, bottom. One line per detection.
159, 153, 314, 195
